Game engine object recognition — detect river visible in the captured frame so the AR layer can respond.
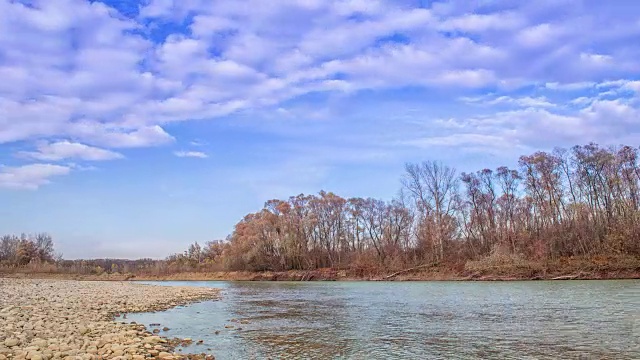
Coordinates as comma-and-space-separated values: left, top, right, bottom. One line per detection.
126, 280, 640, 359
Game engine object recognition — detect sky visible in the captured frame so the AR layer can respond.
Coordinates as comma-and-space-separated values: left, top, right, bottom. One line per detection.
1, 0, 640, 259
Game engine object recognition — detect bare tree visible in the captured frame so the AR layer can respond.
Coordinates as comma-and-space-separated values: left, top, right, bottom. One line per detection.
403, 161, 458, 261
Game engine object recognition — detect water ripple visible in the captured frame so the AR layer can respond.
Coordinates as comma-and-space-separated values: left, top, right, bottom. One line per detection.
129, 280, 640, 360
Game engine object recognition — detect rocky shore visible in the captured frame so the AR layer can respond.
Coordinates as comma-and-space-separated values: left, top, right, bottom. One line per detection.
0, 279, 219, 360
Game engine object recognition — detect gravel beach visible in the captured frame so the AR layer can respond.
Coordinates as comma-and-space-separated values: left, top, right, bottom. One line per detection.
0, 279, 219, 360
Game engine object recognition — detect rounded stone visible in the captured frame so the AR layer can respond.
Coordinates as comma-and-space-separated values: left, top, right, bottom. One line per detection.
4, 338, 20, 347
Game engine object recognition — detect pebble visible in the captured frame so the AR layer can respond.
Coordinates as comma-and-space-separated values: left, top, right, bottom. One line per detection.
0, 279, 219, 360
4, 339, 19, 347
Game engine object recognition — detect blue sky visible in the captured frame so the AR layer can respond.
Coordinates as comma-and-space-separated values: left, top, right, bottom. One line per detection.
1, 0, 640, 258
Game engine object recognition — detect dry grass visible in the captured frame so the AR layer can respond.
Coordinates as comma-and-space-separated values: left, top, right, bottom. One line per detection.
465, 253, 544, 276
465, 252, 640, 280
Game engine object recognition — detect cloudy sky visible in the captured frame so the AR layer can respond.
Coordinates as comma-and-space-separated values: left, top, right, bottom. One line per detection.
1, 0, 639, 258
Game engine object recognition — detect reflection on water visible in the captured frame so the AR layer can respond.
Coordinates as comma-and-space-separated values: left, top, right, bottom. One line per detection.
128, 280, 640, 359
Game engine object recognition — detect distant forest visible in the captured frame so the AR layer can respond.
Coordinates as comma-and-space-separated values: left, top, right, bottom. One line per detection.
2, 142, 640, 276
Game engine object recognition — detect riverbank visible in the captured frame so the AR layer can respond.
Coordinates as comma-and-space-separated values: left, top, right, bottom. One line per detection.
0, 279, 219, 360
3, 255, 639, 282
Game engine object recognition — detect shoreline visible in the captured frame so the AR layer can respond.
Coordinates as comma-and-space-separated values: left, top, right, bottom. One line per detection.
4, 256, 638, 283
0, 279, 220, 360
3, 256, 639, 282
2, 268, 639, 282
130, 269, 640, 282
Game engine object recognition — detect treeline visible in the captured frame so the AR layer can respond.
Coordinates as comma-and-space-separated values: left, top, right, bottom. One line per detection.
0, 233, 159, 275
0, 233, 57, 266
168, 142, 640, 273
4, 142, 640, 277
55, 258, 160, 275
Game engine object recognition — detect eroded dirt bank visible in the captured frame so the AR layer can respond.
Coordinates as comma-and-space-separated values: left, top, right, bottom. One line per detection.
2, 256, 639, 282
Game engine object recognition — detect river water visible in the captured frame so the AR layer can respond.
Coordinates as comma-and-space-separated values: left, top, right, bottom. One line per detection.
127, 280, 640, 359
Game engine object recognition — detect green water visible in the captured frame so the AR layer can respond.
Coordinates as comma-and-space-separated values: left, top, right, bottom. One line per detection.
126, 280, 640, 359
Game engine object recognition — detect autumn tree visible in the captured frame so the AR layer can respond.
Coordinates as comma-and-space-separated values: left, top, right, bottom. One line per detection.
403, 161, 458, 261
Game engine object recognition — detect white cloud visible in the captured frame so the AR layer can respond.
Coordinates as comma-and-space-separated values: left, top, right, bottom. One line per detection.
189, 140, 207, 147
569, 96, 594, 106
1, 0, 637, 144
405, 133, 508, 148
1, 0, 640, 190
506, 97, 555, 107
139, 0, 175, 18
66, 163, 98, 172
545, 82, 595, 91
69, 124, 175, 148
18, 141, 123, 161
174, 151, 209, 158
580, 52, 614, 66
407, 97, 640, 153
440, 12, 524, 33
0, 164, 71, 190
515, 23, 558, 48
623, 81, 640, 93
297, 8, 434, 60
461, 95, 555, 108
595, 79, 640, 95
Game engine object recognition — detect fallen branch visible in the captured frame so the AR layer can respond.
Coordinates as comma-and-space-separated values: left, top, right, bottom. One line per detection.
381, 262, 439, 280
551, 275, 578, 280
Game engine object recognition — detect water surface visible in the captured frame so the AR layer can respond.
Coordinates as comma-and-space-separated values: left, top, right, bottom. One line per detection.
127, 280, 640, 359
